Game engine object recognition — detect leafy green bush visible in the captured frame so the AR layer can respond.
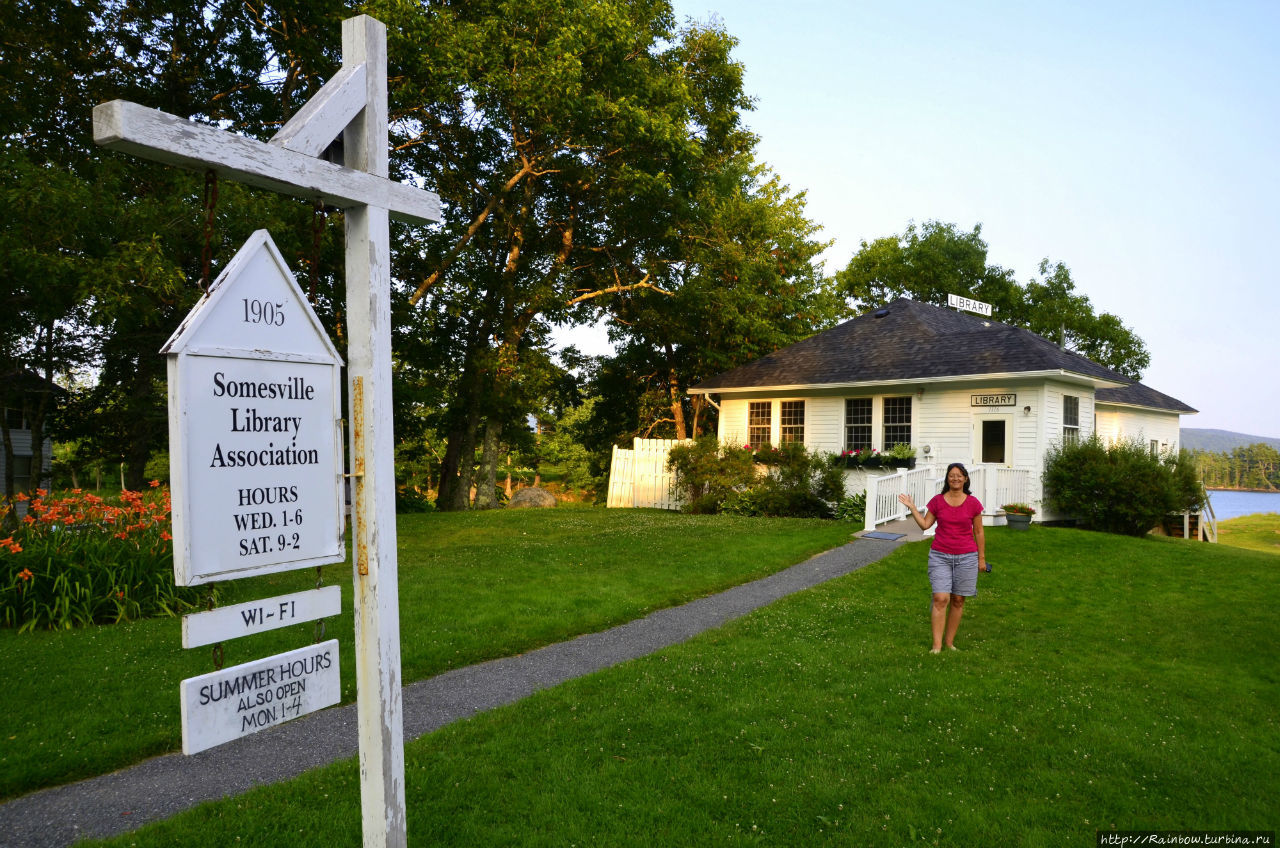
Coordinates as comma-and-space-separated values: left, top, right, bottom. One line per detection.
835, 492, 867, 523
669, 437, 843, 518
1042, 436, 1206, 537
667, 437, 756, 507
1, 487, 209, 632
1168, 448, 1208, 512
396, 485, 437, 514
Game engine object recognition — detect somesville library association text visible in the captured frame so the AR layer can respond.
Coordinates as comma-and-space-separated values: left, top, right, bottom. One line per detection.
206, 371, 324, 468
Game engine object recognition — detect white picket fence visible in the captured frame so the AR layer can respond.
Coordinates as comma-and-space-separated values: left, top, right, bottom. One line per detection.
606, 438, 689, 510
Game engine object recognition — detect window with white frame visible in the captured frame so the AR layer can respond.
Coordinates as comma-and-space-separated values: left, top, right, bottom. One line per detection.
1150, 439, 1160, 456
844, 398, 872, 451
1063, 395, 1080, 443
780, 401, 805, 444
747, 401, 771, 449
883, 396, 912, 447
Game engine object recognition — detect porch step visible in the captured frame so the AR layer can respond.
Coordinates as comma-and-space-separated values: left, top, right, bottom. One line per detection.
856, 517, 931, 543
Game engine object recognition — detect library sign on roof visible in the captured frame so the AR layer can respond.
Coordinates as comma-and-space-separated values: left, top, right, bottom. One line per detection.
161, 230, 345, 586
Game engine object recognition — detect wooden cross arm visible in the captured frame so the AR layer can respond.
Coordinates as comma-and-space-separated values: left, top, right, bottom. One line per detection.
93, 99, 440, 226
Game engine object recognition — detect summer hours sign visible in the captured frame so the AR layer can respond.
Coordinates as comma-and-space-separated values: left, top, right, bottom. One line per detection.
162, 230, 344, 585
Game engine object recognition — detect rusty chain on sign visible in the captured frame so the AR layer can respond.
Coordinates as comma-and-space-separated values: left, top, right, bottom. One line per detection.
206, 584, 224, 670
309, 199, 326, 305
200, 169, 219, 291
314, 565, 326, 643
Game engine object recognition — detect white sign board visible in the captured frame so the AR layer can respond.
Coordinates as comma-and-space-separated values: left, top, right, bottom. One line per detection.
162, 230, 345, 585
182, 586, 342, 648
971, 393, 1017, 407
180, 639, 340, 755
948, 293, 993, 316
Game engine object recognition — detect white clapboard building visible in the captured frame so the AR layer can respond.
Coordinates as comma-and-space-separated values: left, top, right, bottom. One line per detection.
688, 297, 1196, 526
0, 370, 59, 496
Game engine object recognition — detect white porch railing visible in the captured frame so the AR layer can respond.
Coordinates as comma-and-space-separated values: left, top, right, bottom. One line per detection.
863, 464, 1035, 532
974, 465, 1031, 510
1200, 496, 1218, 543
863, 466, 941, 533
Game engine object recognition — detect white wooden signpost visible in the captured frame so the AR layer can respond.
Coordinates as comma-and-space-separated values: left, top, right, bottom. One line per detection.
95, 15, 438, 847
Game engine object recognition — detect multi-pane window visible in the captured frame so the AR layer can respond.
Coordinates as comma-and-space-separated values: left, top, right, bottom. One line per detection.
10, 455, 31, 493
780, 401, 805, 444
747, 402, 771, 449
1063, 395, 1080, 444
1150, 439, 1160, 456
883, 396, 912, 447
844, 398, 872, 451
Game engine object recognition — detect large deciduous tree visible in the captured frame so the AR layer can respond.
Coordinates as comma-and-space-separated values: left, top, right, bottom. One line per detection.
372, 0, 806, 508
596, 160, 841, 442
3, 1, 351, 490
837, 221, 1150, 379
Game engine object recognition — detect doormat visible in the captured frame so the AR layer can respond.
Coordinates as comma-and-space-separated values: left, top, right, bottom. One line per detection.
862, 531, 906, 541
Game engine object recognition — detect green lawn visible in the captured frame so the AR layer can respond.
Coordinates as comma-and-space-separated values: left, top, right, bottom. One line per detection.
84, 526, 1279, 847
1216, 512, 1280, 555
0, 507, 852, 801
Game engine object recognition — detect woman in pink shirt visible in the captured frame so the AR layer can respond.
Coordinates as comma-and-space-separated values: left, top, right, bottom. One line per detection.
898, 463, 989, 653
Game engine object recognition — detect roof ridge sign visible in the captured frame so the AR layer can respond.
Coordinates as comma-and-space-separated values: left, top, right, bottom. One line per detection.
947, 293, 993, 317
162, 229, 345, 585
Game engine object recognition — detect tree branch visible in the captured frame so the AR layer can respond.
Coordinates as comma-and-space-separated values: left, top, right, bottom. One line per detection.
408, 162, 535, 306
566, 274, 672, 306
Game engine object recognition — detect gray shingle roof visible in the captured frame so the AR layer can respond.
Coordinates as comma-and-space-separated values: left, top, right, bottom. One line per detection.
692, 297, 1135, 391
1095, 382, 1197, 414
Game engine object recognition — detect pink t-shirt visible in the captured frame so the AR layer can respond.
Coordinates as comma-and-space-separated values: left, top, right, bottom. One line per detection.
926, 493, 983, 554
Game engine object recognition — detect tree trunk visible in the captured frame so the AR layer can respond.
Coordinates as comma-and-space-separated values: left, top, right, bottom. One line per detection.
437, 410, 479, 511
533, 416, 542, 487
436, 355, 486, 511
689, 394, 705, 439
473, 419, 502, 509
664, 344, 686, 440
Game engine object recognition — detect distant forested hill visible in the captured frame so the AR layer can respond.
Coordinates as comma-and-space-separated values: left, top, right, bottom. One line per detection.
1182, 428, 1280, 453
1185, 429, 1280, 490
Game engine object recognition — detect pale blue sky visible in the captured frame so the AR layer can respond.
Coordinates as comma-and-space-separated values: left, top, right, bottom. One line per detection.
558, 1, 1280, 436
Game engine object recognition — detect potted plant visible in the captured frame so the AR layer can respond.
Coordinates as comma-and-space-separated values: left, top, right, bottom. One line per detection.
1001, 502, 1036, 530
886, 442, 917, 469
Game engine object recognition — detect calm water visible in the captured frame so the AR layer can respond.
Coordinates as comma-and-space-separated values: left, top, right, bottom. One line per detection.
1207, 489, 1280, 521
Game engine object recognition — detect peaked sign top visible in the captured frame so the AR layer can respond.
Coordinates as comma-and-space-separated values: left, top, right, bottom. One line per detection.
162, 229, 342, 365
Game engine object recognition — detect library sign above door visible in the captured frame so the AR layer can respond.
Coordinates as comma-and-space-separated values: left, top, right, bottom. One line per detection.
162, 230, 345, 585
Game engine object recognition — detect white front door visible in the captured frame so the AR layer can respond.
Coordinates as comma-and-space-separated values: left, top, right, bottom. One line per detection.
973, 414, 1014, 467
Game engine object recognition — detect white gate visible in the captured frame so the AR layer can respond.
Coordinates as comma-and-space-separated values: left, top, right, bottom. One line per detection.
606, 438, 687, 510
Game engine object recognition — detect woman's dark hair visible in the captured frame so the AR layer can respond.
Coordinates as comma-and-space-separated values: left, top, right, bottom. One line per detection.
941, 462, 971, 495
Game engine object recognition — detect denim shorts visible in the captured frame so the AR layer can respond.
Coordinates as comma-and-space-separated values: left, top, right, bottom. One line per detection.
928, 550, 979, 597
